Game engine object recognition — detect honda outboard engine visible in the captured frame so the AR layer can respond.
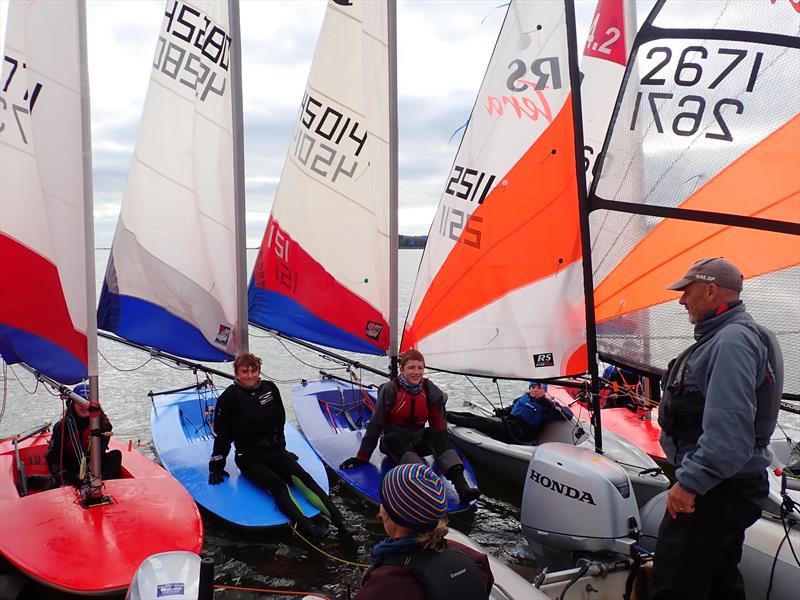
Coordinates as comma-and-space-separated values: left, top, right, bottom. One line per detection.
521, 443, 640, 565
127, 551, 213, 600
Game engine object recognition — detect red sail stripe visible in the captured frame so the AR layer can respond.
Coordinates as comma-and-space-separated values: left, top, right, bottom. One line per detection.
403, 98, 582, 350
0, 234, 87, 365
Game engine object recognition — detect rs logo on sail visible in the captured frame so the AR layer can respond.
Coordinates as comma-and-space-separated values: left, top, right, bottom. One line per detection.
529, 469, 596, 505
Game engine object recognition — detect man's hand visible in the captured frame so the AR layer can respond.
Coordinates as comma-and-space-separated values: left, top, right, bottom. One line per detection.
666, 482, 696, 518
340, 456, 366, 469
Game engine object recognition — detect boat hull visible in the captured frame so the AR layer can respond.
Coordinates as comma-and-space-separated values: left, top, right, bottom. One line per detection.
151, 387, 328, 527
293, 378, 479, 513
0, 429, 203, 596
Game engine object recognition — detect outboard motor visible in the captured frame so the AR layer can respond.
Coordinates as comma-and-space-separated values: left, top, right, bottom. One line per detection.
521, 443, 640, 567
126, 552, 213, 600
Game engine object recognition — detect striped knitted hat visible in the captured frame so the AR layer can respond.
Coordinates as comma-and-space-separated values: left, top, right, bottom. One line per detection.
379, 464, 447, 531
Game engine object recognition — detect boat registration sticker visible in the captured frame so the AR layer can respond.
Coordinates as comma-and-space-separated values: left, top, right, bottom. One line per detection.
157, 583, 185, 597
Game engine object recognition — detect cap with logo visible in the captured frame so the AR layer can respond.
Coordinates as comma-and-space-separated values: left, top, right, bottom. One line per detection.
666, 257, 743, 292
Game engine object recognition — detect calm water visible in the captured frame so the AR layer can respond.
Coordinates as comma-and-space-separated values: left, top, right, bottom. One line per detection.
2, 249, 796, 599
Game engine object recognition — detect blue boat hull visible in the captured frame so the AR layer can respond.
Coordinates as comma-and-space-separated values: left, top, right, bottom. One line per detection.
151, 385, 328, 527
292, 378, 478, 513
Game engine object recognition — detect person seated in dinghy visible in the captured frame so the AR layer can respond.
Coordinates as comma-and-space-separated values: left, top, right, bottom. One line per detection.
448, 381, 573, 444
355, 463, 493, 600
46, 384, 122, 487
600, 365, 641, 411
340, 349, 481, 504
208, 352, 357, 543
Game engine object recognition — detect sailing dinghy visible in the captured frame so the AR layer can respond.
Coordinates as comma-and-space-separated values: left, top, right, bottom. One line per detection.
399, 0, 668, 505
97, 0, 328, 528
512, 0, 800, 598
248, 0, 478, 513
0, 1, 202, 594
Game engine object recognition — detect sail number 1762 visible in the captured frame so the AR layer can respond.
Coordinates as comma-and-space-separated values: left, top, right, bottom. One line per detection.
629, 46, 762, 142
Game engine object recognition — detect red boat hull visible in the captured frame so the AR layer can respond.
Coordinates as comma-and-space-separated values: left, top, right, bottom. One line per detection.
0, 430, 203, 595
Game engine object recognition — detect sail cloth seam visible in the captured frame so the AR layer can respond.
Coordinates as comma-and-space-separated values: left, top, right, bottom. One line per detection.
590, 198, 800, 236
147, 75, 233, 134
284, 152, 390, 227
638, 26, 800, 50
410, 168, 578, 331
327, 1, 388, 51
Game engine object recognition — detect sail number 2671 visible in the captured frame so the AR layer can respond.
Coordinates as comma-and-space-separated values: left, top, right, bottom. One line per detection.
629, 46, 762, 142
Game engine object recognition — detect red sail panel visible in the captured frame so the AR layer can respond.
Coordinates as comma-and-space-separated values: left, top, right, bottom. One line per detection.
403, 100, 583, 349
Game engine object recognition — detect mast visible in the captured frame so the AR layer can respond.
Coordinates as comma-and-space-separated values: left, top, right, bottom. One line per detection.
229, 0, 248, 355
77, 0, 103, 497
565, 0, 603, 453
388, 0, 399, 378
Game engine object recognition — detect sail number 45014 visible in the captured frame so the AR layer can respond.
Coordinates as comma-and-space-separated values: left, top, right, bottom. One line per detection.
629, 46, 763, 142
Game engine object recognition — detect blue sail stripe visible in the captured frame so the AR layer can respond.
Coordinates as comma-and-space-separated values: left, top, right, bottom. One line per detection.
98, 285, 233, 362
248, 283, 383, 356
0, 324, 86, 384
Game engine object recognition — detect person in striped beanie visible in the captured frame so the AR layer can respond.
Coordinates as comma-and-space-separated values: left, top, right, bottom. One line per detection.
355, 464, 493, 600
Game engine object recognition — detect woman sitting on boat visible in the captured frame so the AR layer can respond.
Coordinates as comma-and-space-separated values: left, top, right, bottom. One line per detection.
448, 381, 573, 444
355, 463, 493, 600
340, 349, 480, 504
208, 352, 357, 542
46, 384, 122, 486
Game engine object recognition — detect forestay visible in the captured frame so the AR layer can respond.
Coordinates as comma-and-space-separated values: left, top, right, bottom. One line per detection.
0, 1, 90, 383
402, 0, 591, 379
98, 0, 243, 361
248, 0, 391, 356
588, 0, 800, 395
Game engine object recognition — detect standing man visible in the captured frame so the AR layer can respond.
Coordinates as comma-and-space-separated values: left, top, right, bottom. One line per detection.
652, 257, 783, 599
340, 349, 480, 504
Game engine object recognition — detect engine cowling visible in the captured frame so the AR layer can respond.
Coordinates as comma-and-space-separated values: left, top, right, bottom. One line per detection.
521, 442, 640, 555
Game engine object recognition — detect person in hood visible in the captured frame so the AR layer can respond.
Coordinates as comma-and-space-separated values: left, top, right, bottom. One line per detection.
208, 352, 357, 543
355, 463, 493, 600
46, 384, 121, 486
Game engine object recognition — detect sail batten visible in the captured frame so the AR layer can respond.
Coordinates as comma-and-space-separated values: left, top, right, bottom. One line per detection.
588, 0, 800, 394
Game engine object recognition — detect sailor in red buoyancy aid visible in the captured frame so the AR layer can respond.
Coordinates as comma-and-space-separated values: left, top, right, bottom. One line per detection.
341, 349, 480, 504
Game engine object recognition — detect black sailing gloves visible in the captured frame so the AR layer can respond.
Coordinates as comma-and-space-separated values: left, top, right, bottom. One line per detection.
208, 455, 230, 485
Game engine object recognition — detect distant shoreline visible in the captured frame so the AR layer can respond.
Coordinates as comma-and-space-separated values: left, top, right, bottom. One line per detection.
97, 236, 428, 251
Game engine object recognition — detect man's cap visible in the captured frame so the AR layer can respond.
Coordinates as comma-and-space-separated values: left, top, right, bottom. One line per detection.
666, 257, 743, 292
379, 464, 447, 531
528, 380, 548, 391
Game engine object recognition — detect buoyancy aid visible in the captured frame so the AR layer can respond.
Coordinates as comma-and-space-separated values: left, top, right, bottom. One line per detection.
380, 544, 488, 600
659, 320, 782, 448
389, 385, 430, 427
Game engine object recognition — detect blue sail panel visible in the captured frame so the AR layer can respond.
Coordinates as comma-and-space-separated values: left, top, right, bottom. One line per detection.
0, 324, 86, 384
98, 285, 233, 362
248, 282, 384, 356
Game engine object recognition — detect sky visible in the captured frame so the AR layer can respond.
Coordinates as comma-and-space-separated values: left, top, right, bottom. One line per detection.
1, 0, 655, 247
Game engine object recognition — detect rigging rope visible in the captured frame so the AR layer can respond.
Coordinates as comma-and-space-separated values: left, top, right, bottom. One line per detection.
213, 584, 330, 599
291, 524, 371, 568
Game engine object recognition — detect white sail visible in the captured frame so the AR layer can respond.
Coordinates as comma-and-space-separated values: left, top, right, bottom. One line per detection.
0, 0, 91, 384
249, 0, 392, 356
402, 0, 587, 379
99, 0, 243, 361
